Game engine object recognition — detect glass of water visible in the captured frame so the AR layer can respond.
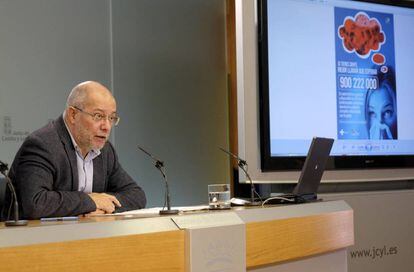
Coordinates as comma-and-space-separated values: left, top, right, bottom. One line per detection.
208, 184, 231, 209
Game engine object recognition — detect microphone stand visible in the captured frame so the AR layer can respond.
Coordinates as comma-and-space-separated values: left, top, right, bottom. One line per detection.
0, 161, 28, 226
137, 146, 179, 215
219, 148, 261, 206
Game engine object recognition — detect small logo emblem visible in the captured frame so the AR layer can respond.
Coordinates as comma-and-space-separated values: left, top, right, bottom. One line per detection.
3, 116, 12, 135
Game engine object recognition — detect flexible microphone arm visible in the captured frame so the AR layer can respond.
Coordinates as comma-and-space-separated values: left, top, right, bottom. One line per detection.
137, 146, 179, 215
219, 147, 261, 205
0, 160, 28, 226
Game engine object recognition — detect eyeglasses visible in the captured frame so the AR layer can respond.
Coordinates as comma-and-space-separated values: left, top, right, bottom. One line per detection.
71, 106, 120, 126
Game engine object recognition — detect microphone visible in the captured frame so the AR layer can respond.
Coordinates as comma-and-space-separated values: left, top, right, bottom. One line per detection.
137, 146, 179, 215
0, 160, 28, 226
219, 147, 261, 206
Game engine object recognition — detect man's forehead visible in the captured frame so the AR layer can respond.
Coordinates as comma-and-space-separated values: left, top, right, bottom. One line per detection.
84, 101, 116, 111
89, 107, 118, 114
83, 89, 115, 104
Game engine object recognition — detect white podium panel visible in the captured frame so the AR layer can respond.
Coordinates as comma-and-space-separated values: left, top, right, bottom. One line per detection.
173, 212, 246, 272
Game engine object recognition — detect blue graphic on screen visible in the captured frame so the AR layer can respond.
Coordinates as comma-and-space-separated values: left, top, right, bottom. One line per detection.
335, 8, 397, 140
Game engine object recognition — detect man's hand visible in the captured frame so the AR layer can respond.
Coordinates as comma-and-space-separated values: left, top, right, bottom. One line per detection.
84, 209, 106, 216
88, 193, 121, 214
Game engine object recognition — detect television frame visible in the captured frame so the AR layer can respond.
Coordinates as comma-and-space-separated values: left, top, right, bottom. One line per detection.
257, 0, 414, 172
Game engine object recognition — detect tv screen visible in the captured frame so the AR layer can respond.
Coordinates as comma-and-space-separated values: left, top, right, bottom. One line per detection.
259, 0, 414, 171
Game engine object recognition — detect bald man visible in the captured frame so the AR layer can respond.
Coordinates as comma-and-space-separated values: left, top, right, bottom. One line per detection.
2, 81, 146, 220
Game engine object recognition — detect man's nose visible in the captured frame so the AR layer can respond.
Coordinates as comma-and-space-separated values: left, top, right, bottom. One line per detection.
100, 118, 111, 131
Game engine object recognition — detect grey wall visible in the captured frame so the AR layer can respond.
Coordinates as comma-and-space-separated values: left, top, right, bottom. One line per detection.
0, 0, 111, 163
0, 0, 229, 207
112, 0, 229, 207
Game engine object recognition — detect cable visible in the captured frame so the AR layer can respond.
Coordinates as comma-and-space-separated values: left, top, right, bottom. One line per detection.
254, 188, 263, 203
261, 196, 295, 207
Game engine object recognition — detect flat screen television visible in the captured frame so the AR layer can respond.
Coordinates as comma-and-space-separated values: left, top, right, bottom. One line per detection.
258, 0, 414, 171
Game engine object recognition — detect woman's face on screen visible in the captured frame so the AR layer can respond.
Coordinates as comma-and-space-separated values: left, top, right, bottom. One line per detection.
368, 87, 396, 129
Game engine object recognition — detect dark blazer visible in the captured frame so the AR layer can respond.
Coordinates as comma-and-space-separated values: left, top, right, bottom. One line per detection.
3, 115, 146, 220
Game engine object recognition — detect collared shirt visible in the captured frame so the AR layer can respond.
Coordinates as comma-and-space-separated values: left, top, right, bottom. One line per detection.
63, 119, 101, 193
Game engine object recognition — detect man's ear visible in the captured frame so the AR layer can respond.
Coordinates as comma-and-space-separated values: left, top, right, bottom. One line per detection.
67, 107, 77, 124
